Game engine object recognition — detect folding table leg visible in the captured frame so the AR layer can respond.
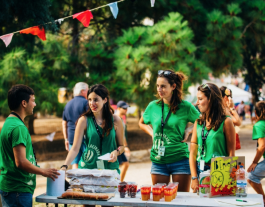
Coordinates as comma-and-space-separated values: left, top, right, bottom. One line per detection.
64, 204, 67, 207
55, 204, 58, 207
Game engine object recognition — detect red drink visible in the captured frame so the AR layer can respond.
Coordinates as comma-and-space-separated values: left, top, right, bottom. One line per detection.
118, 182, 127, 198
141, 185, 151, 201
152, 186, 162, 201
164, 186, 173, 202
130, 183, 137, 198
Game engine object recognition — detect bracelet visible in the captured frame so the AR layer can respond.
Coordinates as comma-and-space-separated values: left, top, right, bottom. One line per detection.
116, 146, 121, 155
252, 161, 258, 164
60, 165, 68, 169
65, 139, 68, 141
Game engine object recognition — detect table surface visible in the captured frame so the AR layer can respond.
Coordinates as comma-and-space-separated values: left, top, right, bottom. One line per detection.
36, 192, 263, 207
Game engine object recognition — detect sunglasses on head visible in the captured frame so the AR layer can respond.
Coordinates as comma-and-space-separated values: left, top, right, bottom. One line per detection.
158, 70, 172, 76
201, 83, 211, 92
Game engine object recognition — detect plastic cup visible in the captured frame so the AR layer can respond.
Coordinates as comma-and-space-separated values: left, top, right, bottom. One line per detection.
127, 182, 135, 197
164, 186, 173, 202
152, 186, 162, 201
118, 182, 127, 198
156, 183, 166, 199
141, 185, 151, 201
130, 183, 137, 198
173, 182, 179, 198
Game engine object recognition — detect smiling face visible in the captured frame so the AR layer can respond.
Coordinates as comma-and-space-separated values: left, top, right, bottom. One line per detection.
196, 91, 210, 113
156, 77, 176, 100
88, 92, 107, 113
23, 95, 36, 116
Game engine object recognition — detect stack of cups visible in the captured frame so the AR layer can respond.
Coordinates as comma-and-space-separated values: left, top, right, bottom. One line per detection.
152, 186, 162, 201
129, 183, 137, 198
118, 182, 128, 198
168, 182, 179, 199
141, 185, 151, 201
156, 183, 166, 199
164, 186, 174, 202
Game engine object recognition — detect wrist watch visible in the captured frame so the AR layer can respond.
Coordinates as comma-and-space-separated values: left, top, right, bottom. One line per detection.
191, 176, 198, 180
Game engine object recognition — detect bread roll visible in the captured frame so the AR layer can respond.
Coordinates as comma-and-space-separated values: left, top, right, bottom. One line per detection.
61, 192, 109, 200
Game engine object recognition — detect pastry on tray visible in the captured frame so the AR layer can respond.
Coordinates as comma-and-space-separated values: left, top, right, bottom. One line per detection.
61, 192, 109, 200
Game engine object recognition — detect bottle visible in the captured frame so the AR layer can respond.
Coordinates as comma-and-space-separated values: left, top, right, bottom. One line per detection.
199, 170, 211, 198
236, 166, 247, 197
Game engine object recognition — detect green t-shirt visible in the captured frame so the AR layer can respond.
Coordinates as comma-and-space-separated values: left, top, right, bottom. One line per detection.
196, 118, 228, 164
0, 117, 36, 194
252, 120, 265, 158
143, 100, 200, 164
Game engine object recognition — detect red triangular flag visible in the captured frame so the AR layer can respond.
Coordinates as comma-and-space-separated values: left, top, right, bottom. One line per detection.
20, 26, 46, 41
73, 10, 93, 27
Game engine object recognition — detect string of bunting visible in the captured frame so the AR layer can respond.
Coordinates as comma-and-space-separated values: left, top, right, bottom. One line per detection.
0, 0, 156, 47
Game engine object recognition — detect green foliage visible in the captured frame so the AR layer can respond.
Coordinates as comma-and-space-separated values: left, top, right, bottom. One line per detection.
114, 12, 210, 109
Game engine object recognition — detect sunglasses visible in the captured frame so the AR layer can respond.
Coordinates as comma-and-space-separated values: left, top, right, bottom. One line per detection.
201, 83, 211, 92
158, 70, 172, 76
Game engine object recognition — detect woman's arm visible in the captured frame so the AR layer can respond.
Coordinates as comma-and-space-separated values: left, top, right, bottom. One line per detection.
229, 109, 242, 126
111, 114, 125, 162
248, 138, 265, 172
223, 117, 236, 156
63, 116, 87, 167
139, 116, 153, 138
189, 121, 199, 193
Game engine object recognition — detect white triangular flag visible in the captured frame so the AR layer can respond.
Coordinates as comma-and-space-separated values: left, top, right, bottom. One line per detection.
46, 132, 56, 142
0, 33, 14, 47
151, 0, 155, 7
55, 18, 64, 24
108, 2, 119, 19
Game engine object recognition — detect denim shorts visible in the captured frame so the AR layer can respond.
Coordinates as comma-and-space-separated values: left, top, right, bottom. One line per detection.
248, 159, 265, 184
118, 153, 128, 165
151, 159, 191, 176
0, 189, 32, 207
69, 141, 86, 165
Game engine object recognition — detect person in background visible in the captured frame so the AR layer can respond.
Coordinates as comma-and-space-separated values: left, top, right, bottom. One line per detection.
247, 101, 265, 205
0, 85, 59, 207
237, 101, 245, 121
61, 84, 124, 173
190, 83, 235, 193
139, 69, 200, 192
249, 100, 254, 124
62, 82, 89, 169
220, 86, 241, 126
116, 101, 131, 181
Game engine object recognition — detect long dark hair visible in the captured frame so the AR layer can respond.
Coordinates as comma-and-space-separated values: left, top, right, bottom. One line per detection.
82, 84, 114, 136
156, 69, 187, 114
220, 86, 233, 98
255, 101, 265, 121
197, 83, 226, 130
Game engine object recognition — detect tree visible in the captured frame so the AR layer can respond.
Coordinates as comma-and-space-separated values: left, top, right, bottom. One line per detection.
114, 12, 210, 116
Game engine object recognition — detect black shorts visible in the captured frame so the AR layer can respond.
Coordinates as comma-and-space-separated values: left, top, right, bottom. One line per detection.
118, 153, 128, 165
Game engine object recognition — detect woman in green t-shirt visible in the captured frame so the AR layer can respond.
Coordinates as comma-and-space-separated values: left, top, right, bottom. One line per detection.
62, 84, 125, 172
247, 101, 265, 204
189, 83, 235, 193
139, 70, 200, 192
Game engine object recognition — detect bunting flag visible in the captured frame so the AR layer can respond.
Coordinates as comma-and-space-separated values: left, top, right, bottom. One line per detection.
55, 18, 64, 24
20, 26, 46, 41
0, 33, 14, 47
151, 0, 155, 7
108, 2, 119, 19
73, 10, 93, 27
46, 132, 56, 142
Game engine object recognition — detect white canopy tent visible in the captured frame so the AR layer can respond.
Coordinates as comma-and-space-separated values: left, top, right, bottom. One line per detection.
186, 81, 252, 104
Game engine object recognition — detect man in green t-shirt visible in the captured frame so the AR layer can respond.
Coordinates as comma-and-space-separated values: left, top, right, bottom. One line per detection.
0, 84, 60, 207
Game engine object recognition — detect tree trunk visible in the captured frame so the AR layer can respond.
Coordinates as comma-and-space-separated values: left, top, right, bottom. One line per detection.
25, 115, 36, 135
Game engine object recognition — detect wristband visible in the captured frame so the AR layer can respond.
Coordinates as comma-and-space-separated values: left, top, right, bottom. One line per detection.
116, 146, 121, 155
252, 161, 258, 164
60, 165, 68, 169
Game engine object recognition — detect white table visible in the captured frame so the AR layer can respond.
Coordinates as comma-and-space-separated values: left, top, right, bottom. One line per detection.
35, 192, 263, 207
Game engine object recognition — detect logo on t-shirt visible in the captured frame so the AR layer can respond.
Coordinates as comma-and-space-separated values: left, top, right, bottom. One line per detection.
81, 144, 100, 167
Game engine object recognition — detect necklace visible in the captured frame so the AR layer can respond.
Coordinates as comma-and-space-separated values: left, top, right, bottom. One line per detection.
95, 118, 103, 126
